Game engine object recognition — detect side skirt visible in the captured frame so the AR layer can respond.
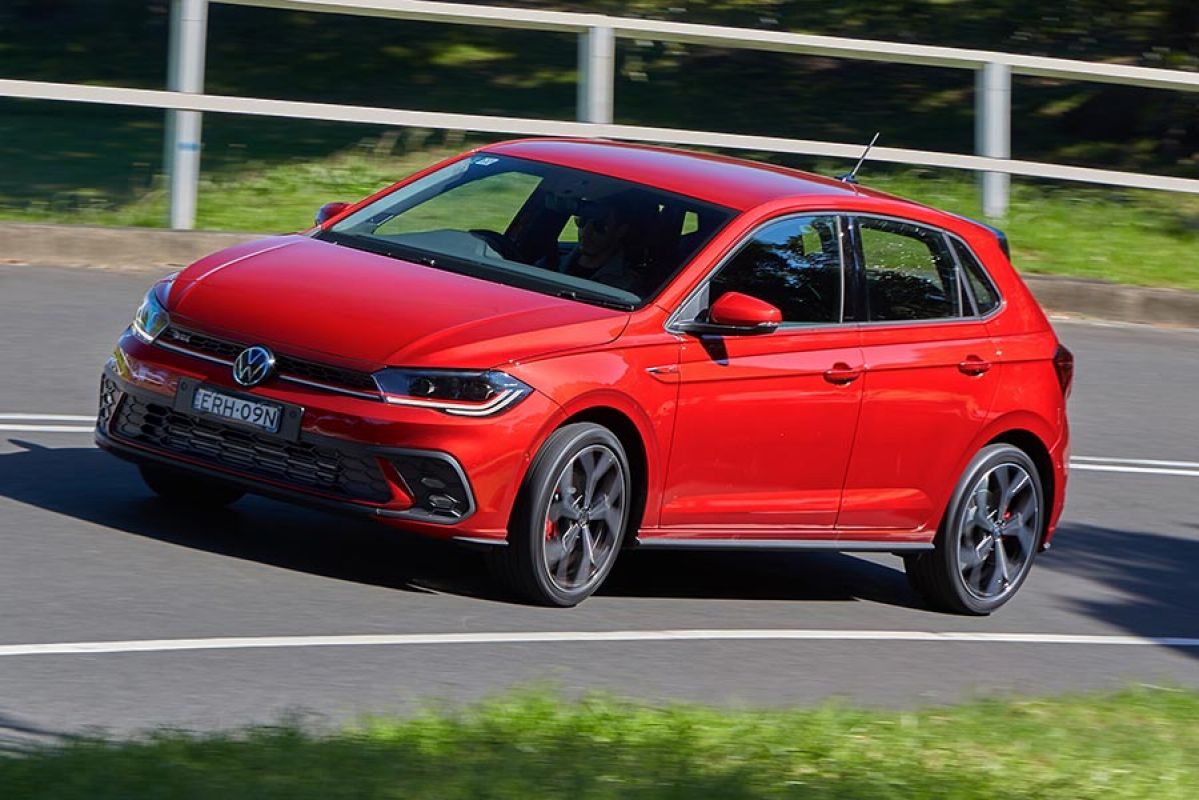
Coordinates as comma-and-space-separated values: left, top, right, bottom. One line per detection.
633, 538, 933, 553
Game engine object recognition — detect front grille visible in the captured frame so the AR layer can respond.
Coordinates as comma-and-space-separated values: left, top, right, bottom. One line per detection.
275, 353, 378, 391
163, 327, 243, 360
162, 326, 379, 393
113, 395, 392, 503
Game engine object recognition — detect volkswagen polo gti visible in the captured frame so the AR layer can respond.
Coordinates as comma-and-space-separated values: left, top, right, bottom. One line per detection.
97, 138, 1071, 613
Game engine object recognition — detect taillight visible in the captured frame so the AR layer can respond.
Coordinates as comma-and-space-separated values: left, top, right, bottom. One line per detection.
1053, 344, 1074, 398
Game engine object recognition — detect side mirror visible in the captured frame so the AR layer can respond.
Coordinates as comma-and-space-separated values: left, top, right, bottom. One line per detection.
315, 201, 351, 226
679, 291, 782, 336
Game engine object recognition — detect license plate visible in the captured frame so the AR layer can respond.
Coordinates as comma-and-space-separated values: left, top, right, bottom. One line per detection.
192, 387, 282, 434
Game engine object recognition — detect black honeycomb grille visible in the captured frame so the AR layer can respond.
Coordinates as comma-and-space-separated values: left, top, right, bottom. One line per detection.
97, 375, 119, 431
114, 395, 391, 502
162, 327, 379, 393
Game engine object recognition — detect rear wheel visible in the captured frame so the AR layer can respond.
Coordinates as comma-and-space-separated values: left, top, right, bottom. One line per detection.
905, 444, 1044, 615
139, 463, 245, 509
490, 423, 631, 607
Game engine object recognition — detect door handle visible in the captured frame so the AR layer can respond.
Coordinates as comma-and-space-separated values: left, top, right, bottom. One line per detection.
823, 363, 862, 385
958, 356, 992, 376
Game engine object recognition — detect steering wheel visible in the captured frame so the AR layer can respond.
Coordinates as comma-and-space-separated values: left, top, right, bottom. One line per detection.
469, 229, 523, 262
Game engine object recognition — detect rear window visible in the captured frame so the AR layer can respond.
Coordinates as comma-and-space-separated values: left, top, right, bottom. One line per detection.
858, 218, 963, 321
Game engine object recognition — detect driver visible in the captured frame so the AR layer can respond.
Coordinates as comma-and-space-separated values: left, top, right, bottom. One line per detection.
560, 195, 642, 293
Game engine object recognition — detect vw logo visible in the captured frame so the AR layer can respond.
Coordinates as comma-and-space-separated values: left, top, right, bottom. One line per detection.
232, 345, 276, 388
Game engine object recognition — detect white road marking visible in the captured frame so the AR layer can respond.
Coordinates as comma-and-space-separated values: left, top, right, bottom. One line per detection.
1072, 456, 1199, 469
5, 411, 1199, 478
1, 629, 1198, 658
1070, 464, 1199, 478
0, 424, 94, 433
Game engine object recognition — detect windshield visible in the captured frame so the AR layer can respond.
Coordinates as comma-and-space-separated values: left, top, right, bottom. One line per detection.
318, 153, 736, 310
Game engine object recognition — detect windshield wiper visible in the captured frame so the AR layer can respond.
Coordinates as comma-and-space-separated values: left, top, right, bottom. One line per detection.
555, 289, 636, 311
319, 231, 440, 266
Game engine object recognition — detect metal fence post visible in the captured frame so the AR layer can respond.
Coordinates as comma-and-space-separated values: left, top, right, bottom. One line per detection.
976, 61, 1011, 219
165, 0, 209, 230
577, 25, 615, 124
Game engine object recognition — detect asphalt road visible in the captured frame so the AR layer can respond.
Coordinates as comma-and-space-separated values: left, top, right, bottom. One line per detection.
2, 263, 1198, 740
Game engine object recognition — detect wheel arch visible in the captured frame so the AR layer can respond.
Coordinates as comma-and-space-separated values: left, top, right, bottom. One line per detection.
559, 406, 650, 542
983, 427, 1056, 546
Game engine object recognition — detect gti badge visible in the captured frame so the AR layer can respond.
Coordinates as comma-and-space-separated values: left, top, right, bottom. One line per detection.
232, 345, 276, 388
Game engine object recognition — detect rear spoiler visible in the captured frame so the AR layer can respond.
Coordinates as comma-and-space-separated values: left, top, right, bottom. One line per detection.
950, 213, 1011, 260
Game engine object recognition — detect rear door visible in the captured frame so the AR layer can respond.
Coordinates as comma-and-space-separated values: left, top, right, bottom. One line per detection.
658, 214, 865, 536
837, 216, 1001, 538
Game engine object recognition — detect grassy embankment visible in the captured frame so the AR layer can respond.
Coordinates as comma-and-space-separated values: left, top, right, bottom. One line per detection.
7, 139, 1195, 290
2, 2, 1195, 289
2, 687, 1197, 799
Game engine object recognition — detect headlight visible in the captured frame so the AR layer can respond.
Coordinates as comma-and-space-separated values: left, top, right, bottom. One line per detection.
131, 282, 172, 344
373, 368, 532, 416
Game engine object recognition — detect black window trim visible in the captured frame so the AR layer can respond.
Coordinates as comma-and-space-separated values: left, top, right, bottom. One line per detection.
947, 234, 1005, 319
665, 210, 1006, 335
664, 211, 851, 334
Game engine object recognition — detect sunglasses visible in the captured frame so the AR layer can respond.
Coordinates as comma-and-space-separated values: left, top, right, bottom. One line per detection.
574, 214, 611, 235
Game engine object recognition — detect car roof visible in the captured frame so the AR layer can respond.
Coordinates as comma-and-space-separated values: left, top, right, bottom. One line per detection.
482, 138, 919, 214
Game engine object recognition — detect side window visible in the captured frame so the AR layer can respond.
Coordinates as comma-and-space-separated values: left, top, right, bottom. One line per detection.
707, 215, 844, 324
859, 218, 962, 321
952, 239, 1001, 315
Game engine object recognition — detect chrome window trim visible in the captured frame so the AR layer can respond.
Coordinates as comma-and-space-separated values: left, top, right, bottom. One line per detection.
664, 212, 851, 336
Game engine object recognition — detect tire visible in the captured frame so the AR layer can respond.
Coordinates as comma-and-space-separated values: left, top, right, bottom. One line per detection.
490, 423, 632, 607
139, 463, 246, 509
905, 444, 1044, 615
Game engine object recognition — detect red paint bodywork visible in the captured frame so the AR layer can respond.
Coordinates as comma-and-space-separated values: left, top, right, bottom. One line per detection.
100, 139, 1069, 549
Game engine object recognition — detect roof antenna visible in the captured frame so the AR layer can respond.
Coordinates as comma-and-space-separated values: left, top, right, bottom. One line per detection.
839, 132, 880, 184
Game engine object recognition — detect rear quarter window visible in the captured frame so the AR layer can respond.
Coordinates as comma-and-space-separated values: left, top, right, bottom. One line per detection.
951, 239, 1002, 315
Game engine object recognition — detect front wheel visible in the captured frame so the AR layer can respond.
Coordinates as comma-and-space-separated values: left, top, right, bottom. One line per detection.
905, 444, 1044, 615
491, 423, 631, 607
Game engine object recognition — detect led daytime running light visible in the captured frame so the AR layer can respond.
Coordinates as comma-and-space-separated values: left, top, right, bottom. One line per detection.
373, 369, 531, 416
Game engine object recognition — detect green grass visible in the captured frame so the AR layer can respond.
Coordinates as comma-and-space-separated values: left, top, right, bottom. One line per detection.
2, 687, 1198, 799
3, 135, 1196, 291
863, 169, 1199, 290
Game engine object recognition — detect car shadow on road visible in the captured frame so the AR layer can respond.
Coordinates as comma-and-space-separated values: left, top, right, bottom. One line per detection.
0, 440, 507, 601
1037, 520, 1199, 659
1, 441, 924, 609
602, 548, 921, 608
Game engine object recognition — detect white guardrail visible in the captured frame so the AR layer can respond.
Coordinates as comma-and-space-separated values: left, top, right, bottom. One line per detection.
3, 0, 1198, 229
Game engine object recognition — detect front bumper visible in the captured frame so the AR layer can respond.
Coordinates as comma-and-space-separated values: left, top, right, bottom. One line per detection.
98, 331, 561, 541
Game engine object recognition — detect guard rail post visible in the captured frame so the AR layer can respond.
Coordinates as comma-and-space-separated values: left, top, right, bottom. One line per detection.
166, 0, 209, 230
976, 61, 1012, 219
577, 25, 615, 124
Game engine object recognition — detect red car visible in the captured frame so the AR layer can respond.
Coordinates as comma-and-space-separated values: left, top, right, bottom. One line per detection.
97, 139, 1071, 613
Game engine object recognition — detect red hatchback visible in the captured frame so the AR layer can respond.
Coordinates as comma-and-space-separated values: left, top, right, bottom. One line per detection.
97, 139, 1071, 613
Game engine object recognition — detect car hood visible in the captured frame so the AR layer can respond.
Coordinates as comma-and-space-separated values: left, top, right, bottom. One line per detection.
169, 235, 629, 370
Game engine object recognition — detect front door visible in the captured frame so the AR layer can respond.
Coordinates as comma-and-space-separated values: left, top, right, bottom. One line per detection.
658, 214, 865, 536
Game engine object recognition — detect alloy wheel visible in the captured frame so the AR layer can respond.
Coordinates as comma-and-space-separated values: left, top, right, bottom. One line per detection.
541, 444, 625, 593
955, 461, 1040, 601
